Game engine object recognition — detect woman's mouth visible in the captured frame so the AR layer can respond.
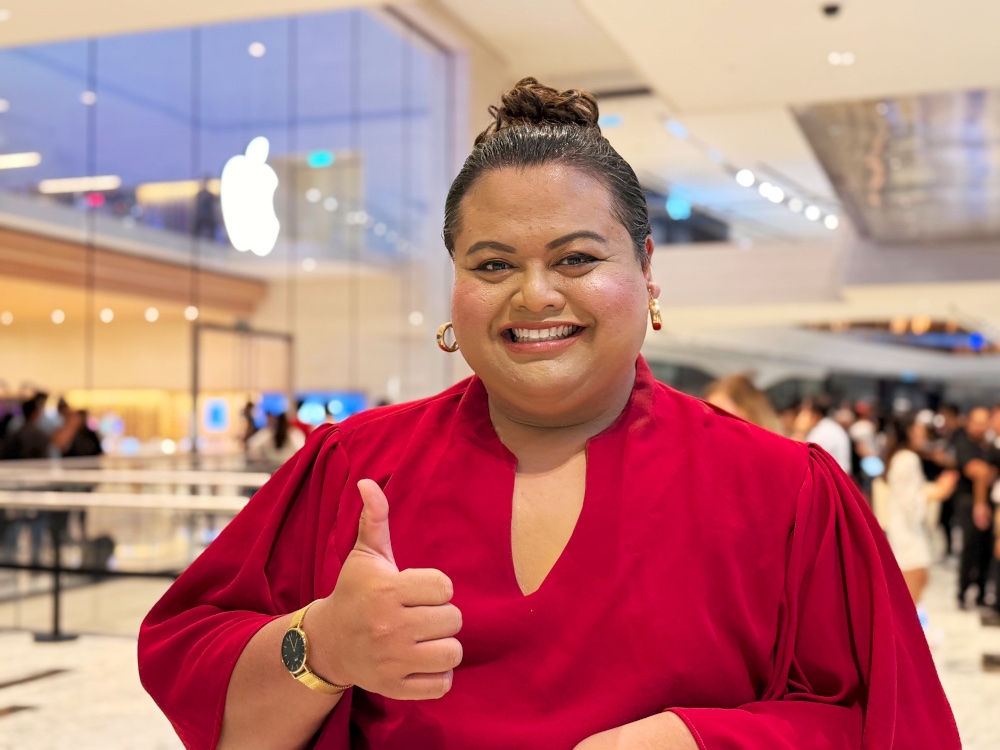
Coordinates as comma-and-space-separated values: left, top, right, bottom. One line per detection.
502, 324, 583, 344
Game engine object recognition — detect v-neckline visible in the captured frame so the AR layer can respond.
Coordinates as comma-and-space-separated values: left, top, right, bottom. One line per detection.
456, 360, 651, 600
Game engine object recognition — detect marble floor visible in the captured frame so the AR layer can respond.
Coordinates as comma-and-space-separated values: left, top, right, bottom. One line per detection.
0, 559, 999, 749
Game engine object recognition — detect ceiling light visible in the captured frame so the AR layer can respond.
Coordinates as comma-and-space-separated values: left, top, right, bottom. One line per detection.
39, 175, 121, 194
184, 305, 199, 321
0, 152, 41, 170
889, 316, 909, 335
80, 90, 97, 106
664, 119, 689, 139
323, 196, 338, 212
735, 169, 755, 187
828, 52, 842, 66
788, 198, 803, 213
0, 99, 9, 113
248, 42, 266, 58
302, 257, 317, 272
144, 307, 159, 323
51, 309, 65, 324
0, 10, 10, 22
597, 114, 623, 128
99, 307, 114, 323
804, 205, 821, 221
767, 186, 785, 203
136, 178, 219, 202
305, 188, 321, 203
409, 311, 424, 326
824, 214, 840, 229
0, 311, 12, 326
840, 52, 855, 65
758, 181, 773, 198
911, 314, 931, 336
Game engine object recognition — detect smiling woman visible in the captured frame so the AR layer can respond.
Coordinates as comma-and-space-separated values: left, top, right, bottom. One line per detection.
138, 79, 960, 750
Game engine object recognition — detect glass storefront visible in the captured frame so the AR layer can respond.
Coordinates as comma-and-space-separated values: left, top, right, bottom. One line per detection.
0, 8, 457, 453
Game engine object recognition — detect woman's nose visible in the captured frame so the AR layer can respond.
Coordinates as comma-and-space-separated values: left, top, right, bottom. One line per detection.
512, 267, 565, 312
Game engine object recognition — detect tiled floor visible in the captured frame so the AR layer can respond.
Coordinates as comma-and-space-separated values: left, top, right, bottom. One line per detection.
1, 560, 999, 749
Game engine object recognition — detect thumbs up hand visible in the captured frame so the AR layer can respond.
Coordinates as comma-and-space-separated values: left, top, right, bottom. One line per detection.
305, 479, 463, 700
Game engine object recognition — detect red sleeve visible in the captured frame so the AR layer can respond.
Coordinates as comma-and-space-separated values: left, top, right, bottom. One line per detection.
671, 446, 960, 750
137, 426, 351, 750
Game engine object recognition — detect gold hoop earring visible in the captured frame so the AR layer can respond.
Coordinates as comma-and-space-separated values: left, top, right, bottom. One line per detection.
436, 322, 459, 352
648, 298, 662, 331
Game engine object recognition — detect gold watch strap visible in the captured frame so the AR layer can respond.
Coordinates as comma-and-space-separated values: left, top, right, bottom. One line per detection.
289, 602, 352, 694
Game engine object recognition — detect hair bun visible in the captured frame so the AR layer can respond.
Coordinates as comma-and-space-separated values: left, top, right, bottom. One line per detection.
476, 77, 600, 145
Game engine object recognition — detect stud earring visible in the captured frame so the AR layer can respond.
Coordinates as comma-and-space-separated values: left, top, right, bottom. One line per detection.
436, 322, 459, 352
648, 298, 662, 331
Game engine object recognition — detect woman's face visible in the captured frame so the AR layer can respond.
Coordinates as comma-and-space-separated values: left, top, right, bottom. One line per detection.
908, 421, 928, 450
450, 164, 653, 423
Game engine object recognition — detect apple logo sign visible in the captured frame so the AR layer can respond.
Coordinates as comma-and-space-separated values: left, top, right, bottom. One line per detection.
221, 136, 280, 256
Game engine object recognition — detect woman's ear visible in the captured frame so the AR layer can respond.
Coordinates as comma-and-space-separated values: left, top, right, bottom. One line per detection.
643, 236, 659, 296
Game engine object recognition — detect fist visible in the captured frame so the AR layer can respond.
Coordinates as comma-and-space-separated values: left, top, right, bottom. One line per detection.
307, 479, 463, 700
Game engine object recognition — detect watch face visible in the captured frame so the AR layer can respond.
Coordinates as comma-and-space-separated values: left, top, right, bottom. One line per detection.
281, 629, 306, 673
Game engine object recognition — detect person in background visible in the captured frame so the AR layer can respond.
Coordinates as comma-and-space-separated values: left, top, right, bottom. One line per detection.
777, 400, 800, 438
883, 414, 959, 607
792, 396, 853, 474
0, 398, 52, 564
291, 400, 315, 438
953, 406, 998, 609
245, 412, 305, 465
703, 374, 781, 433
192, 175, 218, 240
241, 401, 259, 449
927, 403, 962, 555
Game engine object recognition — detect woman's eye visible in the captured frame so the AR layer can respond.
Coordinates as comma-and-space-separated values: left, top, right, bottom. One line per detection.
476, 260, 512, 272
559, 253, 598, 267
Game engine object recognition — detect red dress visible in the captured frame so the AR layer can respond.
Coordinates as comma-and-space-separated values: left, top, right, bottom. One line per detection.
138, 358, 960, 749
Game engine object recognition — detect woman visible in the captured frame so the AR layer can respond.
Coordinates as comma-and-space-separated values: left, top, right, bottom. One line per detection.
245, 412, 305, 465
703, 374, 781, 433
139, 79, 959, 750
884, 414, 958, 605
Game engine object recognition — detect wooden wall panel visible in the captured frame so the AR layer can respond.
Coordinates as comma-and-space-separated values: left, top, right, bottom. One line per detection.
0, 226, 266, 316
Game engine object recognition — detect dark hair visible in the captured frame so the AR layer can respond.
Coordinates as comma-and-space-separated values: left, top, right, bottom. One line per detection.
273, 412, 289, 451
808, 396, 832, 418
885, 413, 918, 465
443, 77, 651, 268
22, 398, 40, 422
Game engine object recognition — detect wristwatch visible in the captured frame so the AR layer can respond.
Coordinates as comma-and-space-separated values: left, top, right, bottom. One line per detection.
281, 601, 352, 694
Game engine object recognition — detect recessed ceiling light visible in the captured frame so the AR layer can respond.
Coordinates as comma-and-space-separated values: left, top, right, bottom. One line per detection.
302, 257, 317, 272
409, 311, 424, 326
51, 309, 65, 324
80, 90, 97, 105
805, 205, 821, 221
144, 307, 159, 322
840, 52, 855, 65
788, 198, 804, 213
0, 311, 12, 326
248, 42, 266, 58
0, 152, 41, 170
664, 119, 689, 139
305, 188, 321, 203
184, 305, 199, 321
99, 307, 114, 323
735, 169, 755, 187
767, 186, 785, 204
0, 99, 9, 113
828, 51, 842, 66
323, 196, 338, 212
824, 214, 840, 229
0, 10, 11, 22
758, 181, 773, 198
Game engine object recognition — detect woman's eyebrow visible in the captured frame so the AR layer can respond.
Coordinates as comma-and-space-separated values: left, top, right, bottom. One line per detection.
466, 240, 517, 256
546, 230, 607, 249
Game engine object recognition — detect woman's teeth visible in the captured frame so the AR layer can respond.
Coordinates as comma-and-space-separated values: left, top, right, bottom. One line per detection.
510, 325, 579, 343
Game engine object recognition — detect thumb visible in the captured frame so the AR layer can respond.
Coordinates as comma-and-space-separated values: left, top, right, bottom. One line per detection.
356, 479, 395, 565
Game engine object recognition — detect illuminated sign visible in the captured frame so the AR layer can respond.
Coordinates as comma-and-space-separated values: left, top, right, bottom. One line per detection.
221, 136, 280, 257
